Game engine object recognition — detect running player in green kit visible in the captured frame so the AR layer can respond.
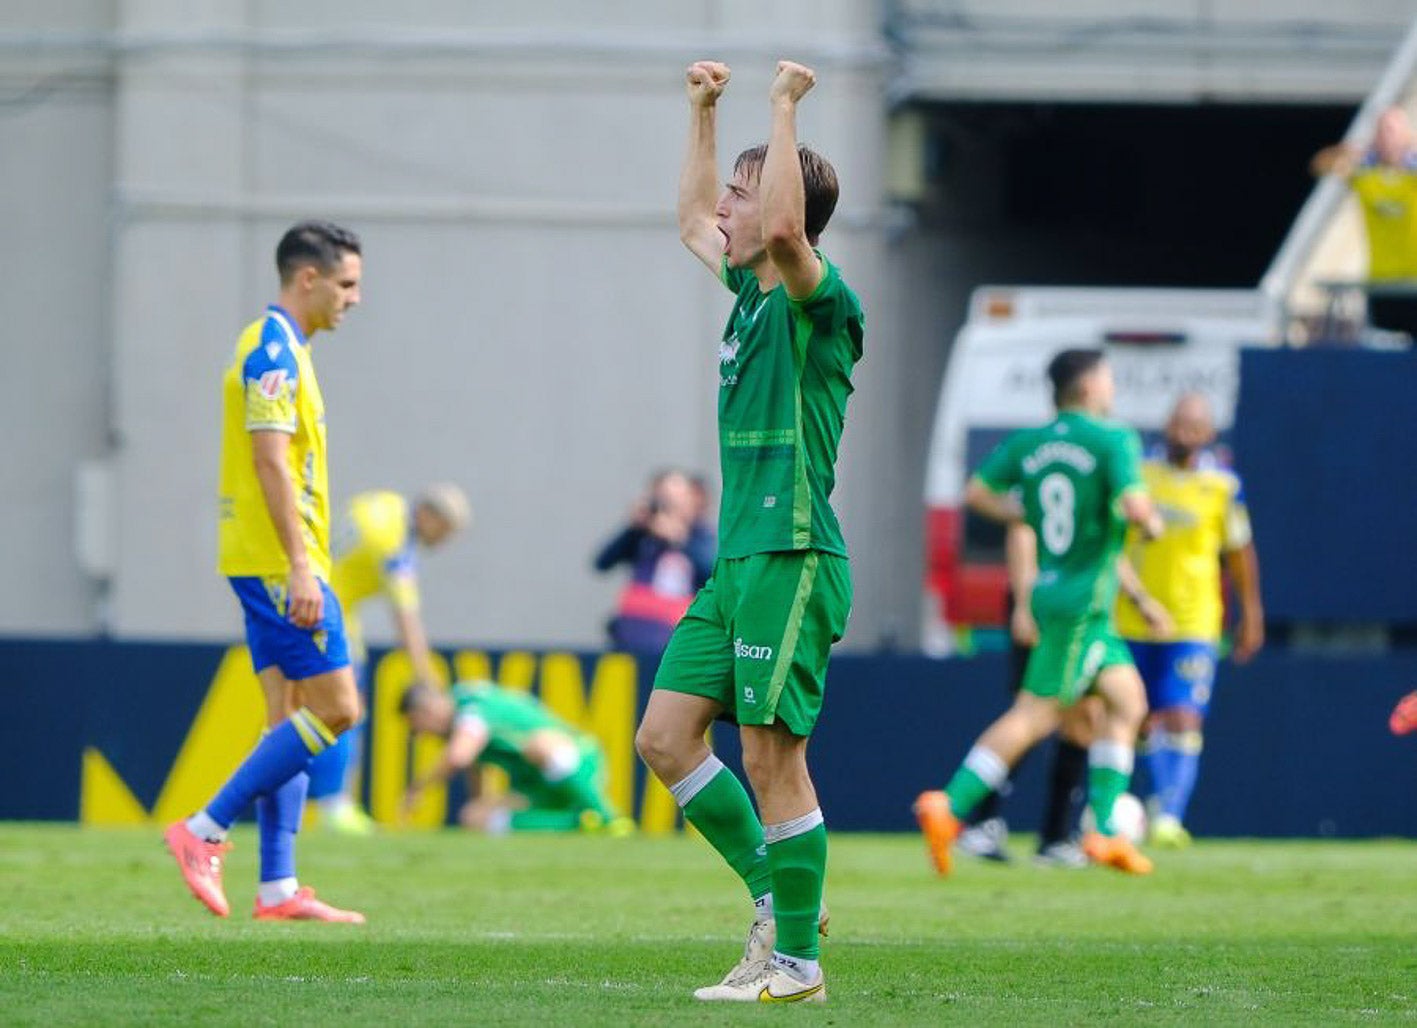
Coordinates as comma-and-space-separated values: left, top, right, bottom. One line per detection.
634, 58, 863, 1004
915, 350, 1164, 876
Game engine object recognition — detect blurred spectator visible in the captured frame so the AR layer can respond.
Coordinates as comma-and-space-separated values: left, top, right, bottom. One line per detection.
1311, 105, 1417, 338
685, 473, 718, 581
593, 469, 714, 656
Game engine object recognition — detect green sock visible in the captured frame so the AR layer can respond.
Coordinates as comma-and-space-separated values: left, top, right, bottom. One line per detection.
944, 767, 992, 821
766, 815, 827, 960
680, 766, 772, 901
1088, 741, 1134, 836
945, 745, 1010, 821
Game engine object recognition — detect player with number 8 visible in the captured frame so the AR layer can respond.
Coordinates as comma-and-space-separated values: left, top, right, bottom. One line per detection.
913, 349, 1164, 876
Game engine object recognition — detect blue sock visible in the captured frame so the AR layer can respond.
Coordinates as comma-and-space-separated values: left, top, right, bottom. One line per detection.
1145, 730, 1179, 814
307, 730, 352, 801
1163, 731, 1204, 822
204, 709, 335, 830
257, 770, 308, 883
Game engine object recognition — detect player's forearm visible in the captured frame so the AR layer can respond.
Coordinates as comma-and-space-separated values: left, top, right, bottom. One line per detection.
678, 105, 719, 244
252, 447, 312, 571
1116, 556, 1147, 604
760, 99, 806, 249
1004, 523, 1037, 599
965, 478, 1022, 524
396, 609, 438, 686
1226, 545, 1264, 620
1120, 490, 1164, 541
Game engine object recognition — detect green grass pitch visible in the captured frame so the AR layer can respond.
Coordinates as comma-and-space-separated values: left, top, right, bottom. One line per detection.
2, 824, 1415, 1024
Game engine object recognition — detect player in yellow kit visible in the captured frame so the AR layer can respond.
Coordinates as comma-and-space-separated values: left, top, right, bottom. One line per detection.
307, 485, 470, 833
164, 221, 367, 922
1118, 393, 1264, 847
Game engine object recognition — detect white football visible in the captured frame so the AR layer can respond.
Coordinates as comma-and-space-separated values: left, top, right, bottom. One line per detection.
1081, 792, 1148, 844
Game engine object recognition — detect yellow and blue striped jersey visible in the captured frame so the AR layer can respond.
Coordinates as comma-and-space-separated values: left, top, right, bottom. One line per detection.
330, 490, 420, 614
217, 305, 331, 580
1116, 453, 1252, 643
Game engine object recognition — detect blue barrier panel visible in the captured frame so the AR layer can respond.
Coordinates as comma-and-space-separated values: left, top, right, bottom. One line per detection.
1235, 348, 1417, 623
2, 639, 1415, 836
809, 651, 1417, 837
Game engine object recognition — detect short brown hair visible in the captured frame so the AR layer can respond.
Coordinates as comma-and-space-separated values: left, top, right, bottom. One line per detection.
733, 143, 840, 245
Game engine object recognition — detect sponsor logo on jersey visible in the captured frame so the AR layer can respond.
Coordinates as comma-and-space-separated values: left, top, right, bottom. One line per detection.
735, 638, 774, 661
719, 339, 740, 365
257, 369, 288, 399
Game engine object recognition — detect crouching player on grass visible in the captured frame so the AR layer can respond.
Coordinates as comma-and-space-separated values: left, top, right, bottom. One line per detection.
400, 681, 630, 835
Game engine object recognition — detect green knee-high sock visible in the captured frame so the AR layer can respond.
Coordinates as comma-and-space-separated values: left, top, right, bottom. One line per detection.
1088, 740, 1134, 836
766, 814, 827, 960
679, 763, 772, 900
945, 745, 1010, 821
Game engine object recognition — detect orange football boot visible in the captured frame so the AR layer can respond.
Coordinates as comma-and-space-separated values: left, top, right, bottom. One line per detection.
913, 790, 961, 876
1390, 691, 1417, 736
253, 887, 367, 923
164, 821, 232, 917
1082, 832, 1154, 875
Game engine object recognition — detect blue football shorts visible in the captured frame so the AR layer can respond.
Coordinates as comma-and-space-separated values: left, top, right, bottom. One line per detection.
228, 575, 351, 681
1127, 639, 1219, 716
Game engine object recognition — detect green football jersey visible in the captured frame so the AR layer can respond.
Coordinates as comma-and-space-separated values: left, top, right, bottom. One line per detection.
450, 681, 583, 780
716, 253, 864, 559
977, 410, 1144, 621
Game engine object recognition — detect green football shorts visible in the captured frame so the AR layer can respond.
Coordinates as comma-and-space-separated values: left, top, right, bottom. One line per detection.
653, 550, 852, 737
1023, 612, 1134, 706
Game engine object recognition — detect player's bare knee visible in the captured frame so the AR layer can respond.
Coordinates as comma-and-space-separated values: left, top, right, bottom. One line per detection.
634, 721, 685, 779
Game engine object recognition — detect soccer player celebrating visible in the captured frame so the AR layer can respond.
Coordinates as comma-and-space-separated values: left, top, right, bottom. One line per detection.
400, 681, 629, 834
163, 222, 366, 922
308, 484, 471, 834
915, 349, 1163, 877
633, 59, 863, 1003
1119, 392, 1264, 847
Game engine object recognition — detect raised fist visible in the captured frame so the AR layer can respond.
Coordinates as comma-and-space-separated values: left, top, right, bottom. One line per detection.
770, 60, 816, 104
686, 61, 731, 107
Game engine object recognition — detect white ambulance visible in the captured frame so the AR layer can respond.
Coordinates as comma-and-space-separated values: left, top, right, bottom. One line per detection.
921, 286, 1278, 656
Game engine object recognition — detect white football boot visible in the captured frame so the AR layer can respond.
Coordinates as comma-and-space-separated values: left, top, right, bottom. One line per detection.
695, 958, 826, 1003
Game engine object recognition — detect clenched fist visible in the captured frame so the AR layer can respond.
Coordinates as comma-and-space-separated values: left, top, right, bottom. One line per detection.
769, 60, 816, 105
686, 60, 730, 107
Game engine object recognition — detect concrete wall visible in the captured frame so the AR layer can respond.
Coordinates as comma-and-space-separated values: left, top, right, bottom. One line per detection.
0, 1, 115, 635
888, 0, 1414, 102
4, 1, 900, 650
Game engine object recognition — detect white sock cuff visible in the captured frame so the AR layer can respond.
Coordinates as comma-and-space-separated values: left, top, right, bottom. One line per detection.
963, 745, 1009, 790
763, 807, 824, 845
1090, 740, 1135, 775
669, 754, 725, 808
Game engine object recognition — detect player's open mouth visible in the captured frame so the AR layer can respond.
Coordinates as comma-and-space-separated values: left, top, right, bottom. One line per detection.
718, 227, 729, 252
